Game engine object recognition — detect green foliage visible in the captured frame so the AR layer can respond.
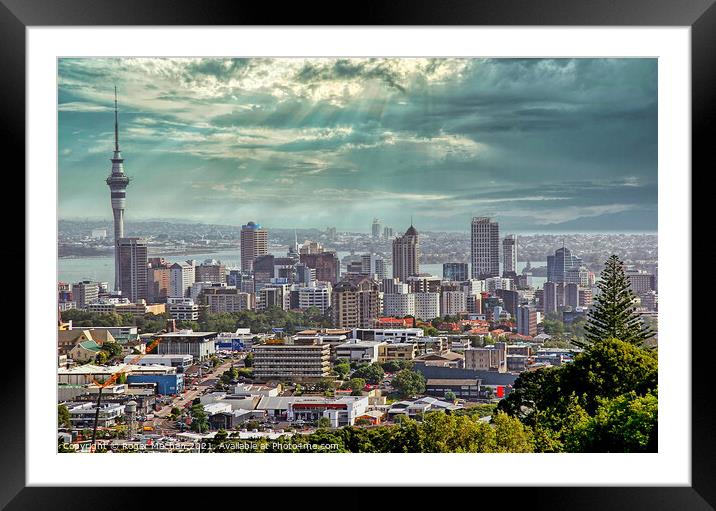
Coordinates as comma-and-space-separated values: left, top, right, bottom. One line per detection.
348, 378, 366, 395
196, 306, 333, 335
380, 360, 413, 372
352, 363, 385, 384
95, 351, 109, 365
237, 368, 254, 379
584, 255, 654, 346
316, 417, 332, 429
101, 342, 123, 358
444, 391, 457, 402
498, 337, 658, 452
333, 362, 350, 378
190, 403, 209, 433
243, 353, 254, 368
392, 369, 426, 398
58, 405, 71, 428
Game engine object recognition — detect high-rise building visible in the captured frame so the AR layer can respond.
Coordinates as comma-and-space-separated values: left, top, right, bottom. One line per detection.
626, 270, 657, 294
517, 305, 538, 337
147, 258, 171, 303
72, 281, 100, 308
201, 287, 254, 313
105, 87, 131, 292
332, 278, 380, 329
383, 292, 415, 318
361, 253, 386, 280
392, 224, 420, 282
296, 283, 332, 314
414, 292, 440, 321
300, 251, 340, 284
471, 217, 499, 279
371, 218, 382, 239
441, 290, 467, 317
565, 283, 580, 308
195, 260, 226, 284
443, 262, 468, 282
502, 235, 517, 275
547, 247, 583, 284
169, 262, 195, 298
240, 221, 268, 272
116, 238, 148, 303
383, 226, 394, 238
543, 281, 558, 315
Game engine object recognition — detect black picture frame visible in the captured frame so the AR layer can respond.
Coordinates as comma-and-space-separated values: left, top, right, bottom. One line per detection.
2, 0, 709, 508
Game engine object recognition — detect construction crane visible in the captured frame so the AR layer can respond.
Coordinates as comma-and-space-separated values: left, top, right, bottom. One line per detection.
89, 337, 161, 450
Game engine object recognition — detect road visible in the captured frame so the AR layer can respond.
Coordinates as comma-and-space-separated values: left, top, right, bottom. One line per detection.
152, 358, 239, 434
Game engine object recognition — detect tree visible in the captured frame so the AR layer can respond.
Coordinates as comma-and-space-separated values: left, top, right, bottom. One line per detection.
333, 360, 350, 378
190, 404, 209, 433
444, 391, 457, 402
348, 378, 366, 395
58, 404, 71, 428
392, 369, 426, 398
584, 255, 654, 346
352, 363, 384, 384
95, 351, 109, 365
316, 417, 332, 429
243, 353, 254, 367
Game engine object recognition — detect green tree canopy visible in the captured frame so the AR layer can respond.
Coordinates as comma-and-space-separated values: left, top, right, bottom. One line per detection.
352, 363, 384, 385
392, 369, 426, 399
584, 255, 654, 346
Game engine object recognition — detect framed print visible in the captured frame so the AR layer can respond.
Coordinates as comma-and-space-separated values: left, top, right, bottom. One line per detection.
3, 0, 710, 508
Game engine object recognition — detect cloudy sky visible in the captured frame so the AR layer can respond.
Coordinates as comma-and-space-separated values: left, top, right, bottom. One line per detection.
58, 58, 657, 232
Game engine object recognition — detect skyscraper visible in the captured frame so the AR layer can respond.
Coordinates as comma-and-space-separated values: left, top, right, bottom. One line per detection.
502, 234, 517, 275
371, 218, 382, 239
240, 221, 268, 272
543, 281, 558, 315
547, 246, 583, 284
116, 237, 148, 303
471, 217, 499, 279
106, 87, 131, 291
517, 305, 537, 336
392, 224, 420, 282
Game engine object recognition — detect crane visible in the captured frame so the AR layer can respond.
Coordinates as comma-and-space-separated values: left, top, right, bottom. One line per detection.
89, 337, 161, 450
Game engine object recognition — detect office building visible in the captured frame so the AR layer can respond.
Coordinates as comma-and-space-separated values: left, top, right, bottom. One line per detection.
195, 260, 226, 284
169, 262, 195, 298
626, 270, 657, 294
547, 247, 583, 284
297, 283, 332, 314
156, 330, 217, 361
543, 281, 558, 314
517, 305, 538, 336
300, 251, 340, 284
383, 292, 415, 318
201, 287, 254, 313
441, 290, 467, 317
392, 224, 420, 282
167, 297, 200, 321
502, 234, 517, 275
371, 218, 382, 239
565, 283, 580, 308
116, 237, 148, 303
71, 281, 100, 308
361, 253, 386, 280
240, 221, 268, 272
443, 262, 469, 282
471, 217, 499, 279
147, 258, 171, 303
252, 341, 331, 381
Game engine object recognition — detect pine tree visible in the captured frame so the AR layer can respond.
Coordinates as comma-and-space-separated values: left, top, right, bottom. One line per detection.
583, 255, 654, 346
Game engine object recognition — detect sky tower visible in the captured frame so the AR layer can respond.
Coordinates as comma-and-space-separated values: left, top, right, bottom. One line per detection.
106, 87, 131, 291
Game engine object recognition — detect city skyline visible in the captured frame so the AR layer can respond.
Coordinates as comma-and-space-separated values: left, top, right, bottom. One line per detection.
59, 57, 657, 232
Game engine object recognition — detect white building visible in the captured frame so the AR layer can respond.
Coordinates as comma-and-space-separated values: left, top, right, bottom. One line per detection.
383, 292, 415, 317
170, 262, 195, 298
414, 292, 440, 321
334, 340, 385, 363
297, 282, 332, 314
485, 277, 512, 292
352, 328, 424, 343
167, 297, 200, 321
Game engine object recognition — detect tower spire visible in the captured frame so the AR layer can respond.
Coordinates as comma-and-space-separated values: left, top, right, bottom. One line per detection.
114, 85, 119, 152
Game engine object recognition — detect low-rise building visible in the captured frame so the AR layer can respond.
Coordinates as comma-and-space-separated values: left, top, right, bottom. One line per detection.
334, 340, 385, 363
122, 354, 193, 372
252, 341, 331, 381
377, 343, 417, 362
156, 330, 217, 361
425, 378, 481, 400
